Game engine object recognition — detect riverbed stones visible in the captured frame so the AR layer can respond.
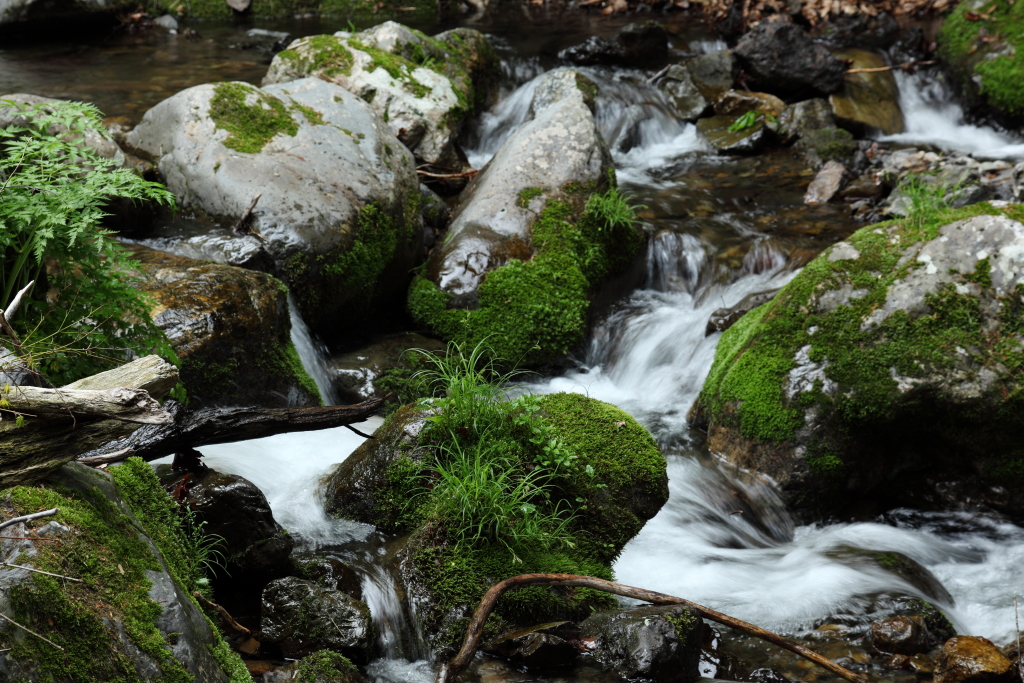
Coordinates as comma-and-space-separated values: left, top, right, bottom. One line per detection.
125, 77, 420, 342
656, 65, 709, 121
261, 576, 373, 661
684, 50, 737, 100
714, 90, 787, 119
829, 49, 904, 135
579, 604, 704, 682
696, 114, 772, 154
935, 637, 1015, 683
155, 464, 294, 582
870, 616, 931, 655
804, 160, 848, 204
559, 21, 669, 68
483, 622, 581, 669
778, 99, 836, 141
262, 22, 495, 169
127, 245, 321, 408
689, 208, 1024, 516
734, 21, 846, 99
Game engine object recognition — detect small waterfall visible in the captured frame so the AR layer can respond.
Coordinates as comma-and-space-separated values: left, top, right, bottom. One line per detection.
288, 293, 340, 406
360, 563, 430, 661
880, 68, 1024, 160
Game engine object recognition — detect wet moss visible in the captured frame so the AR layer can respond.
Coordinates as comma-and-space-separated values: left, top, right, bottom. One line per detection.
666, 609, 699, 647
278, 35, 354, 79
295, 650, 359, 682
0, 461, 247, 682
516, 187, 543, 208
906, 599, 956, 642
349, 39, 434, 98
939, 0, 1024, 115
292, 101, 326, 126
209, 83, 298, 154
408, 190, 643, 366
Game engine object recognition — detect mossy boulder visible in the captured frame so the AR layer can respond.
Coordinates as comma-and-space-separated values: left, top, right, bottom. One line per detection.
0, 460, 250, 683
408, 73, 645, 366
260, 576, 373, 661
263, 23, 496, 169
128, 245, 320, 408
690, 204, 1024, 517
294, 650, 365, 683
125, 78, 421, 343
322, 393, 668, 648
177, 0, 435, 21
939, 0, 1024, 126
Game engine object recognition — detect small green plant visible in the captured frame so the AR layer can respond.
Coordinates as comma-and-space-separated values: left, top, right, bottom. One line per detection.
584, 185, 644, 233
178, 505, 228, 592
898, 172, 963, 220
728, 109, 761, 132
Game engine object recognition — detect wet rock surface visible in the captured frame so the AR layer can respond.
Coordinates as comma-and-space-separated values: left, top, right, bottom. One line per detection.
125, 77, 421, 342
483, 621, 581, 669
128, 245, 320, 408
291, 554, 363, 600
261, 576, 373, 661
656, 65, 709, 121
559, 22, 669, 68
684, 50, 737, 100
697, 114, 773, 154
706, 289, 780, 336
828, 49, 904, 135
935, 637, 1016, 683
870, 616, 931, 655
155, 464, 294, 582
579, 604, 704, 682
328, 332, 446, 404
734, 21, 846, 99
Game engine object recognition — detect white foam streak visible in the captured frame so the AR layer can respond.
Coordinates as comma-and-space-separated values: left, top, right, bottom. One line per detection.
288, 293, 339, 406
880, 70, 1024, 160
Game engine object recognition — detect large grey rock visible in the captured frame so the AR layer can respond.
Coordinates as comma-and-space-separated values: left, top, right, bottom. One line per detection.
530, 68, 597, 117
734, 21, 846, 99
425, 83, 611, 306
125, 78, 420, 341
263, 22, 495, 168
657, 65, 708, 121
829, 49, 904, 135
579, 605, 704, 682
261, 576, 373, 661
684, 50, 736, 101
778, 99, 836, 141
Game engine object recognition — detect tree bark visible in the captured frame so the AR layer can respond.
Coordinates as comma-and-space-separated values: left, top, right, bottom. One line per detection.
437, 574, 869, 683
77, 395, 388, 462
62, 354, 178, 399
3, 385, 172, 424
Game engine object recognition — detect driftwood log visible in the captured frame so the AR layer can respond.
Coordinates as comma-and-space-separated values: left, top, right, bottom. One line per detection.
0, 355, 177, 488
3, 386, 171, 424
437, 574, 869, 683
76, 395, 389, 462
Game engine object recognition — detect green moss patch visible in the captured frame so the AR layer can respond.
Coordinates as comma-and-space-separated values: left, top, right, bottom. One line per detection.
295, 650, 359, 682
408, 190, 644, 366
209, 83, 298, 154
940, 0, 1024, 115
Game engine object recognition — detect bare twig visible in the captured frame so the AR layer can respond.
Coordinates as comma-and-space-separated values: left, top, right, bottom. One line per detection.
343, 424, 377, 439
233, 194, 265, 241
416, 164, 479, 180
0, 611, 64, 651
193, 592, 255, 637
1, 562, 82, 582
0, 508, 59, 532
647, 64, 672, 85
77, 448, 136, 466
846, 60, 935, 74
0, 310, 23, 355
436, 574, 870, 683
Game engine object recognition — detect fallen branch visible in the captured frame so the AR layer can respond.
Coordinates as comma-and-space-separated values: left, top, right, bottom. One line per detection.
233, 193, 265, 241
436, 574, 870, 683
193, 592, 255, 637
0, 508, 59, 532
846, 60, 935, 74
77, 448, 136, 466
0, 611, 64, 651
1, 562, 82, 582
2, 385, 172, 425
0, 536, 60, 541
416, 164, 479, 180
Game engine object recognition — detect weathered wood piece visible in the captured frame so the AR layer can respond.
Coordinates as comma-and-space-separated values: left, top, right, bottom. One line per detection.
3, 386, 171, 424
62, 354, 178, 399
437, 574, 870, 683
80, 395, 388, 462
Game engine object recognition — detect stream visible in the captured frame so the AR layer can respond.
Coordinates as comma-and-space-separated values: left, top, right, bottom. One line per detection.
6, 13, 1024, 682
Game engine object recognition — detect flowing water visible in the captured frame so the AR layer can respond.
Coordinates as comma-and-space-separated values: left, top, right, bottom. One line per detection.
11, 13, 1024, 681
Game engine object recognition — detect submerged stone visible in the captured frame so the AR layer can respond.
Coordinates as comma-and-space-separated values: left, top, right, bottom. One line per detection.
696, 114, 771, 154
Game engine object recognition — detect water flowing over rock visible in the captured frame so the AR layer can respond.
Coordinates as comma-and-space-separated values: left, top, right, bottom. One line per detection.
155, 464, 294, 582
734, 21, 846, 99
829, 49, 904, 135
262, 22, 496, 168
656, 65, 709, 121
690, 209, 1024, 517
125, 78, 421, 342
579, 604, 704, 682
261, 576, 373, 661
128, 245, 321, 408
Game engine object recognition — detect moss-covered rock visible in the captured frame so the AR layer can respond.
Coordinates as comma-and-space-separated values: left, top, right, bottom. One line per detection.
294, 650, 365, 683
939, 0, 1024, 125
264, 23, 497, 169
690, 203, 1024, 517
260, 576, 373, 661
0, 460, 250, 682
409, 72, 645, 366
126, 78, 421, 343
128, 245, 320, 408
322, 392, 668, 648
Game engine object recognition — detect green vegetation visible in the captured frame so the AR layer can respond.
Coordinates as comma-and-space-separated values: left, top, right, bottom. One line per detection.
939, 0, 1024, 116
295, 651, 359, 683
0, 98, 178, 387
728, 109, 771, 132
408, 184, 645, 366
693, 201, 1024, 489
329, 343, 666, 646
0, 461, 247, 681
209, 83, 299, 154
278, 35, 354, 80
